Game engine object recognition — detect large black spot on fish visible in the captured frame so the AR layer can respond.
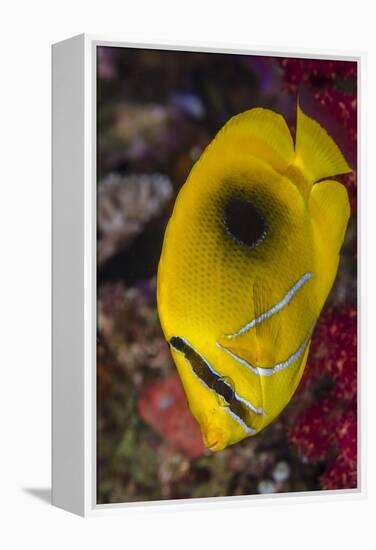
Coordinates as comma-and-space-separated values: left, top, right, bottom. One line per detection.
224, 196, 267, 249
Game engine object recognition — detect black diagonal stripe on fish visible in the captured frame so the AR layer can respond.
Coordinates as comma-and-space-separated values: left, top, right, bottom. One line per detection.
170, 336, 262, 436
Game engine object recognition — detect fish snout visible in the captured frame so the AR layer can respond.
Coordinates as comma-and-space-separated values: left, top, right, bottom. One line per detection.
200, 419, 229, 452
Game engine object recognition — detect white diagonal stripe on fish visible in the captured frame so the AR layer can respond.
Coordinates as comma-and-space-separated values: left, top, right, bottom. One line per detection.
225, 272, 314, 339
217, 326, 313, 377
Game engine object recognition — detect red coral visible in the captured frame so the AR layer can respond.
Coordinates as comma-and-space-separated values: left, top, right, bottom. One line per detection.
298, 305, 357, 395
335, 411, 357, 468
279, 58, 357, 92
289, 305, 357, 489
321, 410, 357, 489
138, 374, 205, 459
320, 457, 357, 490
289, 398, 337, 462
318, 305, 357, 402
313, 88, 357, 138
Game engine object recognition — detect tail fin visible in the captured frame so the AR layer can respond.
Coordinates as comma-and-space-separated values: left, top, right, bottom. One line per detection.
294, 104, 352, 184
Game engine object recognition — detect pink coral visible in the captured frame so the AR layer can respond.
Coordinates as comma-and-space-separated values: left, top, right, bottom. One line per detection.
138, 374, 205, 459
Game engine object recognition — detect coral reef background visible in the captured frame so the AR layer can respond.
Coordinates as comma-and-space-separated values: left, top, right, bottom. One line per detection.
96, 48, 357, 504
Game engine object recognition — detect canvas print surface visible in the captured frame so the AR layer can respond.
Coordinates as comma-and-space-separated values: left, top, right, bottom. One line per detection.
96, 46, 357, 504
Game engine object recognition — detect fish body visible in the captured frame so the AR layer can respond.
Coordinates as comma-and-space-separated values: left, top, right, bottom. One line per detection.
157, 105, 351, 452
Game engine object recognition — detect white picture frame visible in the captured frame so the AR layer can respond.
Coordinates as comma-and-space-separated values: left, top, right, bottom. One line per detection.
52, 34, 365, 517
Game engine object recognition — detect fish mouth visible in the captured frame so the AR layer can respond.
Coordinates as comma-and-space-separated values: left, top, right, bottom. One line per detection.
169, 336, 260, 435
202, 431, 221, 452
207, 440, 223, 452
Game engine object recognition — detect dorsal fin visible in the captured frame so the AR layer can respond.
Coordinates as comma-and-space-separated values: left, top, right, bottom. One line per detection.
213, 108, 295, 173
294, 104, 352, 184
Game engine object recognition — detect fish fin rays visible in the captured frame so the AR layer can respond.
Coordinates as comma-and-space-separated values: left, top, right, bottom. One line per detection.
253, 277, 283, 358
220, 278, 282, 370
310, 179, 350, 255
294, 104, 352, 185
217, 108, 295, 173
309, 179, 351, 299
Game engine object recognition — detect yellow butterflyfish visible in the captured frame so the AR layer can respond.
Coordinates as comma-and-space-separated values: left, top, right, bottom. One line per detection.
157, 105, 351, 452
